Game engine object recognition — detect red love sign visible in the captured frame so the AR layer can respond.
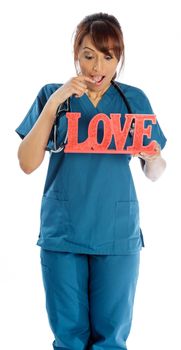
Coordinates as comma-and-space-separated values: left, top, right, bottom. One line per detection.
64, 113, 157, 154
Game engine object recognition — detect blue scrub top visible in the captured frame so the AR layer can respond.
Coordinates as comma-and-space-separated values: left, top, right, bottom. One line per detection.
16, 82, 167, 255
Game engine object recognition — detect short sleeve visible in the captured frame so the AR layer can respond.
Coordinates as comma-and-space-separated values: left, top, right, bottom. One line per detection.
15, 83, 61, 150
135, 90, 167, 150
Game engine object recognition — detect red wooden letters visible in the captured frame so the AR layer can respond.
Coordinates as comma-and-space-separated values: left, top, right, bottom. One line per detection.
64, 112, 157, 154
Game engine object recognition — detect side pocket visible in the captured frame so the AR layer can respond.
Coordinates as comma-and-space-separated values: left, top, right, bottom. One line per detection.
114, 200, 140, 240
40, 193, 71, 237
140, 228, 145, 247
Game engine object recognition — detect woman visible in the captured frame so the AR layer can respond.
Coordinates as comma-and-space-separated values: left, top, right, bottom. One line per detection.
16, 12, 166, 350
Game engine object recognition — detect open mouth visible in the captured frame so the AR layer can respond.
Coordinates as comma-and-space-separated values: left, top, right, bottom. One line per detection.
91, 75, 105, 85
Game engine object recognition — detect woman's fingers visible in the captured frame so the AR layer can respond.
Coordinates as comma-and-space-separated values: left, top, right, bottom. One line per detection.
52, 75, 96, 104
70, 76, 94, 97
134, 142, 161, 161
78, 75, 95, 83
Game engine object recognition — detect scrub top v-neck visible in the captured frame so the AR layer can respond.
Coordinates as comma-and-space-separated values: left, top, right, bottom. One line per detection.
15, 81, 167, 255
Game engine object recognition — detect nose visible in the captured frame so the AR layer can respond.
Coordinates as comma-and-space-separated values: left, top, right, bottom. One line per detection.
93, 57, 103, 72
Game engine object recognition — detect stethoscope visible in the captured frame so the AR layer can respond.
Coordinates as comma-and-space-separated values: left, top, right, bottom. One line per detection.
51, 80, 134, 153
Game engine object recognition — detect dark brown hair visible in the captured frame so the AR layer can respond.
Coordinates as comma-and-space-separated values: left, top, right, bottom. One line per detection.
73, 13, 125, 79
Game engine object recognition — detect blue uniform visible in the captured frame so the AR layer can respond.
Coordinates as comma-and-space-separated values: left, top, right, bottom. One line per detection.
16, 81, 167, 349
16, 82, 166, 255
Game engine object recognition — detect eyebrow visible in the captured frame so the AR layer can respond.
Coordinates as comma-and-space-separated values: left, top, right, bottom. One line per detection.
83, 46, 114, 53
83, 46, 95, 52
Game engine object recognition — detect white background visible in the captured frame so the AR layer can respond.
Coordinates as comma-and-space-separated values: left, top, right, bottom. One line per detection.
1, 0, 181, 349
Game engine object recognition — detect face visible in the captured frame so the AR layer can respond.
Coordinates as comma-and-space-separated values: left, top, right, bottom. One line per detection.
77, 35, 119, 92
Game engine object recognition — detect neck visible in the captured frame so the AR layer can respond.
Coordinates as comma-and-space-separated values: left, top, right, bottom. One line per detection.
87, 83, 111, 101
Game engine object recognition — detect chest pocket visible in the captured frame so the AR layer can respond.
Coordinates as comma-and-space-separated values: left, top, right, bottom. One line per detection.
114, 200, 140, 240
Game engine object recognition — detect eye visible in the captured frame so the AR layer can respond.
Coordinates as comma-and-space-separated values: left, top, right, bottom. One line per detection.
84, 54, 93, 60
105, 55, 113, 60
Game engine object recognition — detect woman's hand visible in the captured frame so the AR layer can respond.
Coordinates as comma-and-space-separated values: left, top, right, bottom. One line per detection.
136, 141, 161, 162
134, 142, 166, 181
49, 75, 95, 106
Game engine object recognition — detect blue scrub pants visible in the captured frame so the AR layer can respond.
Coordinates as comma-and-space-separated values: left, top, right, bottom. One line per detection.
40, 249, 140, 350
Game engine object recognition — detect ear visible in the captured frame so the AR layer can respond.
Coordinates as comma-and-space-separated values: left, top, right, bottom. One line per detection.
74, 60, 81, 75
